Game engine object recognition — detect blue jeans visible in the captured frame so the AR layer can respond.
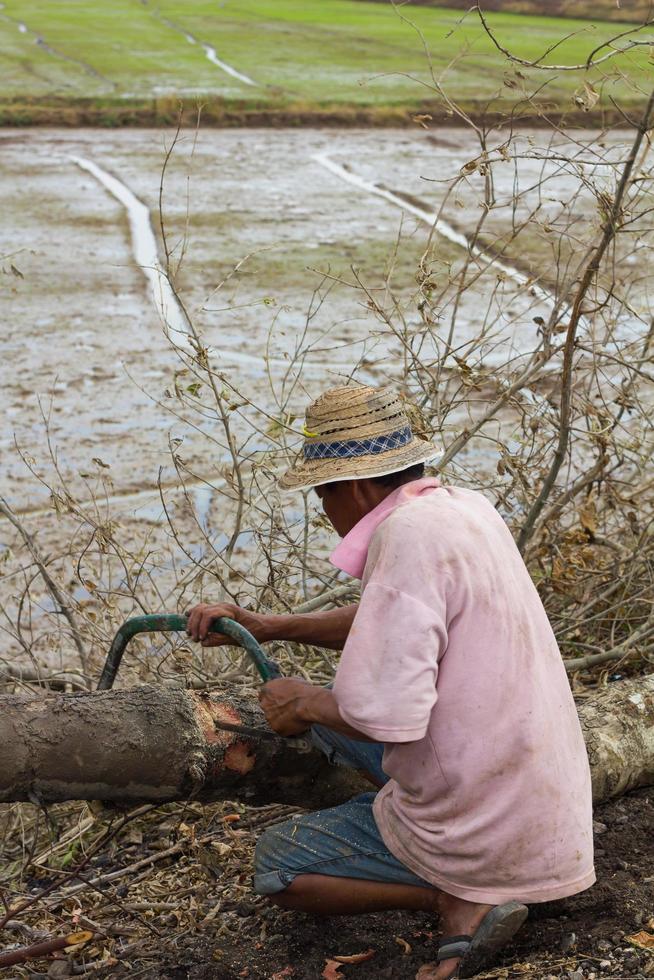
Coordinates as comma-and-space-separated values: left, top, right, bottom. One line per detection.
253, 724, 435, 895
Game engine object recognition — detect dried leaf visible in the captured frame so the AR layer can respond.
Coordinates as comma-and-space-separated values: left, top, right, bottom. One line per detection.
412, 113, 432, 129
578, 497, 597, 536
322, 960, 344, 980
271, 969, 295, 980
583, 81, 600, 109
573, 81, 600, 111
123, 826, 143, 845
172, 647, 194, 672
197, 840, 232, 875
64, 930, 94, 950
627, 930, 654, 949
333, 948, 375, 964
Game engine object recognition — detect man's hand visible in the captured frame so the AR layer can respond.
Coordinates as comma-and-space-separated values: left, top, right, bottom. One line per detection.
186, 603, 272, 647
258, 678, 318, 736
187, 602, 358, 651
259, 680, 376, 742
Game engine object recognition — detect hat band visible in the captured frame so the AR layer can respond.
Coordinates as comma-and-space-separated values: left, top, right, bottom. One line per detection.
304, 425, 413, 461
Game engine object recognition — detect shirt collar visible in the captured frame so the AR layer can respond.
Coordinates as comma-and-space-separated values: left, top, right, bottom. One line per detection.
329, 476, 441, 579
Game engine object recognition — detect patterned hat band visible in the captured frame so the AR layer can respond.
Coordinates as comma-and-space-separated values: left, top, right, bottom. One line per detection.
304, 425, 413, 462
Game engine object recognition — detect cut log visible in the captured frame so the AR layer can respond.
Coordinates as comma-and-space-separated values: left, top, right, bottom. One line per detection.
0, 685, 366, 808
0, 676, 652, 807
578, 673, 654, 802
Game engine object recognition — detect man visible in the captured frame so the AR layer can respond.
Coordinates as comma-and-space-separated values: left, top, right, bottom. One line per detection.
187, 384, 594, 980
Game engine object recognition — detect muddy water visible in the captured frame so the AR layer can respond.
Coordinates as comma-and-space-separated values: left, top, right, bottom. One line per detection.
71, 154, 191, 340
314, 152, 555, 307
0, 126, 645, 520
1, 125, 649, 678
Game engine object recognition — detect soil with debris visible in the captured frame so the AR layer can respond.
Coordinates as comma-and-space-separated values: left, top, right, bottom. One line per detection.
151, 789, 654, 980
2, 789, 652, 980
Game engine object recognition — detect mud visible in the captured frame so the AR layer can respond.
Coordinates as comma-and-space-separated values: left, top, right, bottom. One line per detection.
2, 125, 639, 510
314, 152, 554, 306
71, 153, 190, 338
1, 126, 649, 682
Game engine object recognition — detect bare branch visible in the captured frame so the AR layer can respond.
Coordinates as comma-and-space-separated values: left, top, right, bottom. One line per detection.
0, 497, 89, 678
475, 5, 654, 71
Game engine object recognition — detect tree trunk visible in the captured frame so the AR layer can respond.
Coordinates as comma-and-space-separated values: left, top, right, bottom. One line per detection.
0, 676, 652, 808
0, 685, 366, 809
578, 673, 654, 802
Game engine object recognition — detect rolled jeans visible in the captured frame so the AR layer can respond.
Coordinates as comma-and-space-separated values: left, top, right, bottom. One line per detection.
253, 724, 435, 895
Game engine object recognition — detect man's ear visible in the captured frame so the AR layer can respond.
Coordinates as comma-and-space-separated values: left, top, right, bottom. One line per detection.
350, 478, 380, 511
347, 479, 367, 508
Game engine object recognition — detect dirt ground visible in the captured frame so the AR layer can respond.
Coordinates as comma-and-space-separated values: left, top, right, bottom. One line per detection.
2, 785, 652, 979
148, 790, 654, 980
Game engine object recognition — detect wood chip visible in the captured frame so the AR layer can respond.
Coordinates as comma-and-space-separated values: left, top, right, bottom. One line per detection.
332, 948, 375, 964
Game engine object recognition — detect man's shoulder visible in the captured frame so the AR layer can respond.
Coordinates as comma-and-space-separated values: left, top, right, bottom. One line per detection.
382, 484, 492, 530
370, 485, 503, 560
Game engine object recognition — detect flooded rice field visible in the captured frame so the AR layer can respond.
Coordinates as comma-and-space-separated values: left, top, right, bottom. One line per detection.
1, 125, 651, 679
2, 126, 646, 510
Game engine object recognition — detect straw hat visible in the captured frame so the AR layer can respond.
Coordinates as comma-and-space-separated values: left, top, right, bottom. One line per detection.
279, 384, 437, 491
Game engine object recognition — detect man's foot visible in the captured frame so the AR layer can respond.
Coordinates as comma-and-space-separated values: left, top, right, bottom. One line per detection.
416, 896, 528, 980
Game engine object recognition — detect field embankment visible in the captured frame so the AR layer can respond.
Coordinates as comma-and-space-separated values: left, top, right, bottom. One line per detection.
0, 0, 651, 126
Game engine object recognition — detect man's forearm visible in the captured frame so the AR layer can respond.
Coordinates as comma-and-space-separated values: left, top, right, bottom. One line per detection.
265, 604, 358, 651
298, 686, 376, 742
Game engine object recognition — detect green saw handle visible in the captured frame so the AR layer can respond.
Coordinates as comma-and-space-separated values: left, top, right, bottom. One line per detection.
97, 613, 281, 690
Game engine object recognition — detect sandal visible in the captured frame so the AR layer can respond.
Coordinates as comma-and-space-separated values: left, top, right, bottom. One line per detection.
434, 901, 528, 978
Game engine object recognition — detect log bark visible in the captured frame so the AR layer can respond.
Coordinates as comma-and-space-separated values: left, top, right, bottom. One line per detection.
578, 673, 654, 802
0, 676, 652, 807
0, 685, 366, 808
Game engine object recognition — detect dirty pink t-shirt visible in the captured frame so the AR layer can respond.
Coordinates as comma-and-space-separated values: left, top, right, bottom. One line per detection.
330, 478, 595, 905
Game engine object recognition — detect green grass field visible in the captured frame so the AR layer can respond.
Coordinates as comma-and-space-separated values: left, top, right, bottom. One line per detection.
1, 0, 651, 123
362, 0, 654, 24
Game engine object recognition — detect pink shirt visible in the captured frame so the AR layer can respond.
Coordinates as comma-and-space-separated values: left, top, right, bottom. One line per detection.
331, 478, 595, 905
